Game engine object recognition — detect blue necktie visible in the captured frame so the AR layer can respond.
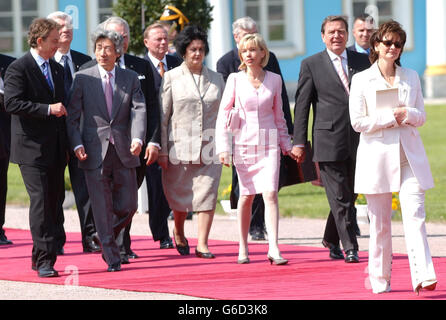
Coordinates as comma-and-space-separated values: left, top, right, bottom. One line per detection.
42, 61, 54, 92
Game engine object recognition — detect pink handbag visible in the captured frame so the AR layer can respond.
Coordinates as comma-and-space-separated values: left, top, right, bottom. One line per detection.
225, 75, 241, 131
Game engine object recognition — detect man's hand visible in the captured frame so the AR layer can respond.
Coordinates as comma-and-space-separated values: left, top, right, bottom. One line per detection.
75, 146, 88, 161
49, 103, 67, 118
291, 146, 306, 163
130, 141, 142, 156
144, 145, 159, 165
219, 152, 231, 167
158, 155, 168, 170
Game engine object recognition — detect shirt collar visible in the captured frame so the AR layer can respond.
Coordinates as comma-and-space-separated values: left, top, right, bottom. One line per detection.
147, 51, 167, 68
30, 48, 48, 67
54, 50, 72, 64
354, 42, 370, 55
97, 64, 116, 79
326, 48, 347, 61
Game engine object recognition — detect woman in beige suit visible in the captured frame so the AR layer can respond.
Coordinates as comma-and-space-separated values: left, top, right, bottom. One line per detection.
158, 26, 225, 259
349, 21, 437, 295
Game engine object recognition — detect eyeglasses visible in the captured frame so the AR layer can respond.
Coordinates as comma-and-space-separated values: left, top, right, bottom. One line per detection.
380, 40, 403, 49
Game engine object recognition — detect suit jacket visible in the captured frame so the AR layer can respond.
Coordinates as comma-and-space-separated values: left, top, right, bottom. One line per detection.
349, 62, 434, 193
160, 62, 225, 162
70, 50, 92, 72
80, 54, 159, 145
66, 65, 146, 170
0, 53, 15, 159
4, 51, 68, 167
216, 49, 293, 134
293, 49, 370, 162
144, 53, 182, 95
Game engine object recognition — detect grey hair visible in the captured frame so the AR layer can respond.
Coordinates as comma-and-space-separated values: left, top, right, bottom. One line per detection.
91, 28, 124, 56
102, 16, 130, 41
232, 16, 257, 35
47, 11, 73, 29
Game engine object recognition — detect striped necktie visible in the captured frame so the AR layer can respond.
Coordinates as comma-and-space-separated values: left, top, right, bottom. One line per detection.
334, 56, 349, 95
42, 61, 54, 92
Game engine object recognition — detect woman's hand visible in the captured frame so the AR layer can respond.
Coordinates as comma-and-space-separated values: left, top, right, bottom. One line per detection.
158, 155, 168, 170
393, 107, 407, 125
219, 152, 231, 167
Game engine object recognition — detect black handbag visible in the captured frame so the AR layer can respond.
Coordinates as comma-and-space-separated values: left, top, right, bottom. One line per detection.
279, 141, 318, 188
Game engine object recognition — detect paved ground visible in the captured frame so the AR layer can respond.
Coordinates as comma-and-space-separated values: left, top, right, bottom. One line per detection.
1, 204, 445, 300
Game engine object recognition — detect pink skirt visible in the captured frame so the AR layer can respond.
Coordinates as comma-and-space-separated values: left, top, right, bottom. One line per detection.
233, 144, 280, 195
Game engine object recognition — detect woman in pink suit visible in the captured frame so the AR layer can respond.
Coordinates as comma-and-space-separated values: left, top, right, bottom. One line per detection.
349, 21, 437, 295
216, 34, 294, 265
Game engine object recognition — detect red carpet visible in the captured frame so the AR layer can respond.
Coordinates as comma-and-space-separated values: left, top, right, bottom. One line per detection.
1, 228, 445, 300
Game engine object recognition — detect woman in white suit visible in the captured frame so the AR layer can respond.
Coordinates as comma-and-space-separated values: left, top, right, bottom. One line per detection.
349, 21, 437, 295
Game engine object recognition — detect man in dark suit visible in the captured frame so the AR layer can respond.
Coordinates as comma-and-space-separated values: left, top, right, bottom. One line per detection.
292, 16, 370, 263
0, 53, 15, 246
142, 22, 182, 250
4, 18, 69, 277
347, 14, 375, 55
101, 17, 160, 262
216, 16, 293, 241
66, 28, 146, 272
47, 11, 100, 254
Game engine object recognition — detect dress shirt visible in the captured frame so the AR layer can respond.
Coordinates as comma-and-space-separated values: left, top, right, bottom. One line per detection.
354, 42, 370, 55
30, 48, 54, 115
54, 50, 74, 75
0, 77, 4, 95
147, 52, 167, 76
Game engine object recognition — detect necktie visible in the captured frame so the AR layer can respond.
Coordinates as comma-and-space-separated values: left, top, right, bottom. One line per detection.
104, 72, 114, 144
334, 56, 350, 95
62, 55, 73, 102
42, 61, 54, 92
104, 72, 113, 117
159, 61, 165, 78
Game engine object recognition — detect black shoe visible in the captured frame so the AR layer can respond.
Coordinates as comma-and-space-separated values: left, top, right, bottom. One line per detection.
322, 240, 344, 260
83, 238, 101, 253
195, 248, 215, 259
120, 254, 130, 264
160, 237, 174, 249
250, 229, 266, 241
38, 267, 59, 278
0, 232, 13, 245
107, 263, 121, 272
173, 231, 190, 256
345, 250, 359, 263
127, 250, 139, 259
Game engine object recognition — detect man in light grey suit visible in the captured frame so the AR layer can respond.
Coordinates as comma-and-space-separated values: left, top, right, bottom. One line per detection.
66, 28, 146, 272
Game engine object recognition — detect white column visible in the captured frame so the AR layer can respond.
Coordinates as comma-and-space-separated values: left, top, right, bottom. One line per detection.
425, 0, 446, 98
207, 0, 232, 70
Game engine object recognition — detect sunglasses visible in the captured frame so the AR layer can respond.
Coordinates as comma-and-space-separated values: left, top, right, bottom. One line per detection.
380, 39, 403, 49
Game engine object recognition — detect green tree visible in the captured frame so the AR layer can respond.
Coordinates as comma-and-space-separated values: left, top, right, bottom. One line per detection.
113, 0, 214, 55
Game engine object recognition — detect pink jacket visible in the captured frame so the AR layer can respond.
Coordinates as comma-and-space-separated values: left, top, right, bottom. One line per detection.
216, 70, 292, 155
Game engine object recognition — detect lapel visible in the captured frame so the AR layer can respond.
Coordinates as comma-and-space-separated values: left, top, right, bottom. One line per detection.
368, 62, 409, 104
346, 50, 361, 84
111, 67, 126, 120
181, 62, 211, 100
233, 49, 241, 72
91, 65, 112, 121
321, 50, 348, 96
49, 59, 62, 100
27, 52, 54, 97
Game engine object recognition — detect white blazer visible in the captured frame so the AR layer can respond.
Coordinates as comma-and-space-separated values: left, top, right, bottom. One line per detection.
349, 62, 434, 194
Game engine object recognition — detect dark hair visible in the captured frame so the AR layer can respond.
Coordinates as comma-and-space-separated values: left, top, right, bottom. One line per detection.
354, 14, 374, 25
369, 20, 406, 66
174, 25, 209, 57
321, 15, 349, 34
27, 18, 60, 48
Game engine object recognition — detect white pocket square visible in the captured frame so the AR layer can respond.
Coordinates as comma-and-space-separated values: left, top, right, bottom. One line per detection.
138, 75, 146, 80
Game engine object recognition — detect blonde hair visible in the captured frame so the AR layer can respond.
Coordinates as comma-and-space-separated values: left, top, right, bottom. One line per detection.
238, 33, 270, 70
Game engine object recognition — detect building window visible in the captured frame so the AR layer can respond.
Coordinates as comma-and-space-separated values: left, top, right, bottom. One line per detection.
344, 0, 414, 50
98, 0, 115, 23
234, 0, 305, 58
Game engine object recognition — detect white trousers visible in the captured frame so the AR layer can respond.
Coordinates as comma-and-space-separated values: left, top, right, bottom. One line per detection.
366, 163, 436, 293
